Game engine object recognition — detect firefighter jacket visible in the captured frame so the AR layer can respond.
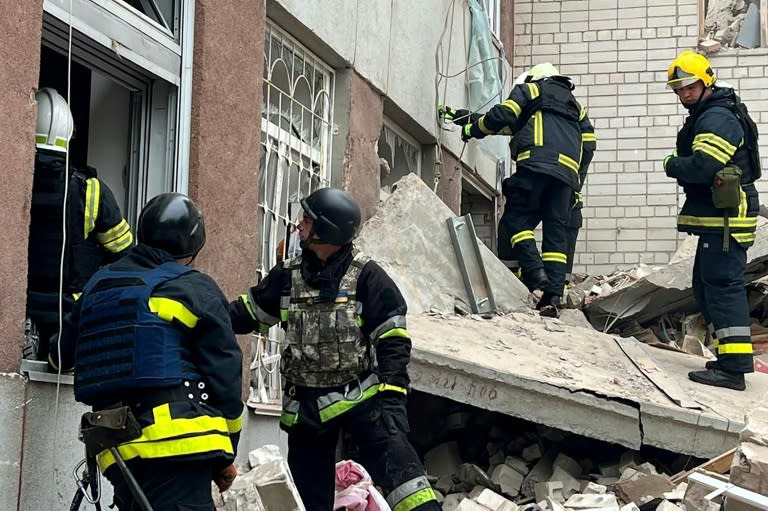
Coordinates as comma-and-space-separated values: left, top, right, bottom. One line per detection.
666, 87, 761, 246
51, 244, 244, 473
230, 244, 412, 392
465, 76, 597, 190
27, 151, 133, 329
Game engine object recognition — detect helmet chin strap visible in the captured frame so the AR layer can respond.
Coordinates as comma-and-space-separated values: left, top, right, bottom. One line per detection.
300, 230, 330, 251
685, 84, 710, 110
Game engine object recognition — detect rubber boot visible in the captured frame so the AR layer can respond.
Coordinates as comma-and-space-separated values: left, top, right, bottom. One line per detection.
523, 268, 549, 292
537, 293, 561, 319
688, 368, 746, 391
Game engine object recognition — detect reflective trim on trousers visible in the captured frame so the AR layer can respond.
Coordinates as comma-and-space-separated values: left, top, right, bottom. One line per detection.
717, 343, 753, 355
386, 476, 438, 511
714, 326, 751, 339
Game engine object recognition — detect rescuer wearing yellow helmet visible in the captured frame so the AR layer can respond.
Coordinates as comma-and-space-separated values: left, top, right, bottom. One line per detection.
664, 51, 762, 390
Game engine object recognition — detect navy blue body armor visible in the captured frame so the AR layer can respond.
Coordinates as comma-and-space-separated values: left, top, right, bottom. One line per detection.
75, 262, 200, 405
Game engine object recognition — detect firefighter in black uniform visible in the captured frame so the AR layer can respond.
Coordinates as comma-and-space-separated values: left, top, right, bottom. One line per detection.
230, 188, 441, 511
27, 87, 133, 361
444, 63, 596, 318
664, 51, 760, 390
51, 193, 244, 509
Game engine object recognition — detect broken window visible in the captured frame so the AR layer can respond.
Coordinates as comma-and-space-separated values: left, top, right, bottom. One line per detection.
119, 0, 179, 37
252, 22, 334, 410
703, 0, 768, 49
378, 118, 422, 192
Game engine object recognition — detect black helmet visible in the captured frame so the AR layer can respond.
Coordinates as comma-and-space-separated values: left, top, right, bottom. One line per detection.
137, 193, 206, 259
300, 188, 361, 245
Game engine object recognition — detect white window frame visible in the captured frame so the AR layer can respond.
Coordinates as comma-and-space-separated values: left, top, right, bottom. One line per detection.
479, 0, 501, 39
42, 0, 195, 198
22, 0, 195, 381
251, 21, 335, 411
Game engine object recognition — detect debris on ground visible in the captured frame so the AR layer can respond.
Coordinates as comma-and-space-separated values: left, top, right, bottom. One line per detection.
703, 0, 756, 48
214, 444, 305, 511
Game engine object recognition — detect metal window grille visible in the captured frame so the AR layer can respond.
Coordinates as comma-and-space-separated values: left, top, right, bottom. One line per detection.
249, 22, 335, 409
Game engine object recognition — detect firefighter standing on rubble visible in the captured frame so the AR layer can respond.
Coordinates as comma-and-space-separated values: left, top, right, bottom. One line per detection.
26, 87, 133, 361
230, 187, 442, 511
443, 63, 596, 319
664, 51, 761, 391
51, 193, 243, 509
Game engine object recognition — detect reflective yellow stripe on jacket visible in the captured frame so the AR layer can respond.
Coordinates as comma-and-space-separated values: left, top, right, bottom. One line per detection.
95, 219, 133, 253
84, 178, 101, 237
96, 403, 234, 471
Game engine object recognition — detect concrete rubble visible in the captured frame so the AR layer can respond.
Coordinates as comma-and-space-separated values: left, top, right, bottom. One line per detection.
704, 0, 755, 47
214, 445, 304, 511
582, 218, 768, 329
357, 173, 530, 315
354, 175, 768, 511
727, 406, 768, 506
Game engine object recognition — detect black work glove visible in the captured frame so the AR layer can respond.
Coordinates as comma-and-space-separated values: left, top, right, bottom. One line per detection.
380, 393, 410, 434
460, 124, 475, 142
444, 107, 474, 127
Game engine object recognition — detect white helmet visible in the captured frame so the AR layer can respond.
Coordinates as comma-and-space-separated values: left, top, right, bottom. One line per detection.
35, 88, 73, 153
514, 70, 530, 85
526, 62, 562, 81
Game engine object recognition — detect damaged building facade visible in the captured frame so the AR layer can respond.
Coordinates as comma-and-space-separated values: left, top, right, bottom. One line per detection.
0, 0, 512, 509
514, 0, 768, 274
1, 0, 768, 510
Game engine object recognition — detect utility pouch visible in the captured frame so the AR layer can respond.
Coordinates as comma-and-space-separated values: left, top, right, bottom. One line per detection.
712, 165, 743, 252
79, 406, 141, 458
712, 165, 742, 209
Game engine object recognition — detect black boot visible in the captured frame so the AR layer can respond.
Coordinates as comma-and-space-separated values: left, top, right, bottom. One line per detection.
704, 360, 719, 370
688, 368, 745, 391
537, 293, 561, 319
523, 268, 549, 292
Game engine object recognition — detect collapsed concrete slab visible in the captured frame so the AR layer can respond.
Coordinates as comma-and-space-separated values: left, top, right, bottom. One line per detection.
357, 173, 530, 314
407, 312, 768, 458
584, 221, 768, 329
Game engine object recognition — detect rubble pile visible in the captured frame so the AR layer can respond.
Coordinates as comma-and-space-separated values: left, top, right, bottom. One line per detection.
570, 218, 768, 371
213, 445, 305, 511
703, 0, 755, 48
391, 393, 707, 511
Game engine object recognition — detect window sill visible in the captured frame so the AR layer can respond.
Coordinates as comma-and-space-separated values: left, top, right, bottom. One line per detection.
20, 359, 74, 385
247, 401, 282, 417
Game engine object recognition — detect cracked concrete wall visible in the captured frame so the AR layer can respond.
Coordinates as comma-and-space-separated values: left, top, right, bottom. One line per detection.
436, 149, 463, 215
338, 70, 384, 221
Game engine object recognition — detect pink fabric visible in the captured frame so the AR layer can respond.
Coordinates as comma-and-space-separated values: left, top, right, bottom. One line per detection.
334, 460, 390, 511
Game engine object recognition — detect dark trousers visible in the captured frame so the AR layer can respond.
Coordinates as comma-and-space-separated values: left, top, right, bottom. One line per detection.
106, 459, 215, 510
692, 234, 754, 373
498, 169, 573, 295
286, 393, 440, 511
565, 207, 583, 284
26, 290, 76, 359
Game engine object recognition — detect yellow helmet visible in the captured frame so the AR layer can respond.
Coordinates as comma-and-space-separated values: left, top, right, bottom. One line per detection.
666, 51, 716, 89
